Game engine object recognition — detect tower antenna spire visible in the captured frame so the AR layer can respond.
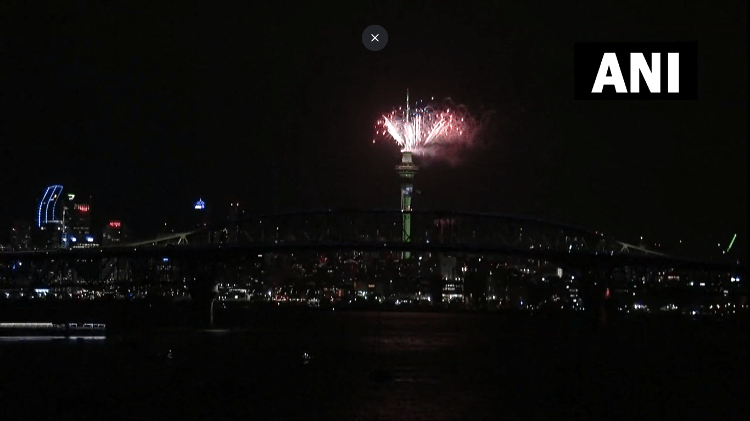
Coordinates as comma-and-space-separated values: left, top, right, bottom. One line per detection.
406, 89, 410, 122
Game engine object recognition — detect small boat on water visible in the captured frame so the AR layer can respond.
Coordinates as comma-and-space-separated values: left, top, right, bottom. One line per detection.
0, 322, 106, 337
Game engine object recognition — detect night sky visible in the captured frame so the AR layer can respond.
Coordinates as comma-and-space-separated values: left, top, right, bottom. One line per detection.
1, 1, 747, 258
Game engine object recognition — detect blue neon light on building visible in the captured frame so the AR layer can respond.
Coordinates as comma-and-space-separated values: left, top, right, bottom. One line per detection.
194, 199, 206, 210
37, 185, 63, 227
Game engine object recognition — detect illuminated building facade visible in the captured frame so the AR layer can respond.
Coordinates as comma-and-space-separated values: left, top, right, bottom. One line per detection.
69, 194, 92, 237
102, 221, 128, 245
36, 185, 64, 227
441, 255, 464, 302
193, 198, 212, 242
35, 185, 64, 248
193, 199, 208, 228
65, 193, 95, 248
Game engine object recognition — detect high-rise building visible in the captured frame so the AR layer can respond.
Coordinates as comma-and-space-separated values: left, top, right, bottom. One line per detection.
441, 255, 464, 302
65, 193, 95, 248
10, 221, 32, 250
227, 202, 243, 243
37, 185, 64, 228
193, 198, 211, 242
102, 221, 128, 246
68, 193, 92, 237
35, 185, 65, 249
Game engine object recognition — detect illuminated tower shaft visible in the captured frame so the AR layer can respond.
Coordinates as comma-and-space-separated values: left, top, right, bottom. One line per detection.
396, 151, 418, 258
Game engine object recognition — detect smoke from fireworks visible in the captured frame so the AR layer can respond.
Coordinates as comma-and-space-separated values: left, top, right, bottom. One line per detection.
374, 95, 482, 157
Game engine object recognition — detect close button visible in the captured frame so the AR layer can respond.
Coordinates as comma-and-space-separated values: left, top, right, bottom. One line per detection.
362, 25, 388, 51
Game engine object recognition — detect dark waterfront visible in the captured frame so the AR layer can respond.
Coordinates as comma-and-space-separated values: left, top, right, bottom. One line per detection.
0, 305, 746, 420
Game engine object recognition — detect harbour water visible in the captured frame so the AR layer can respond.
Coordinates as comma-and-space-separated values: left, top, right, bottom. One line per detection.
0, 309, 746, 419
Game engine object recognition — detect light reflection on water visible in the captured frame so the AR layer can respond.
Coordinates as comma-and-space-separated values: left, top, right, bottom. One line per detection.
0, 336, 105, 342
364, 334, 455, 351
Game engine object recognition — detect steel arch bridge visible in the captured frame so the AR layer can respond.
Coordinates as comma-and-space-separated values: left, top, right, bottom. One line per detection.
0, 209, 744, 319
0, 209, 743, 275
222, 209, 665, 257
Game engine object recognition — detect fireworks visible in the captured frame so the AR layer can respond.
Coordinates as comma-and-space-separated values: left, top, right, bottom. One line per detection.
374, 92, 478, 154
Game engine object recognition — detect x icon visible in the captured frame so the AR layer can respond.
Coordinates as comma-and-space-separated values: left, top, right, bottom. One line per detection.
363, 25, 387, 51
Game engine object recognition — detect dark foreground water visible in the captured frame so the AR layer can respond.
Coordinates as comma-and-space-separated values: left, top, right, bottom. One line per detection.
0, 309, 747, 420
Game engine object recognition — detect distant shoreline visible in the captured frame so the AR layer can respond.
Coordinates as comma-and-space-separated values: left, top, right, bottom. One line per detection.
0, 300, 746, 338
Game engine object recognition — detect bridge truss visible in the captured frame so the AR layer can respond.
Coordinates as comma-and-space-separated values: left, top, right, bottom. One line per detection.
0, 210, 743, 289
229, 210, 664, 256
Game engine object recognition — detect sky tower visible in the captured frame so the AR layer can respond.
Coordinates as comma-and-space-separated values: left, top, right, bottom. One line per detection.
396, 89, 418, 258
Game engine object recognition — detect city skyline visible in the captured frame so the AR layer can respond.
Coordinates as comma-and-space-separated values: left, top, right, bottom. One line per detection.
1, 1, 746, 257
3, 173, 743, 260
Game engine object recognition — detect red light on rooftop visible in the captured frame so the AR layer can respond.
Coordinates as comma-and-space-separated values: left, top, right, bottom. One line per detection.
109, 221, 121, 228
76, 204, 90, 212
